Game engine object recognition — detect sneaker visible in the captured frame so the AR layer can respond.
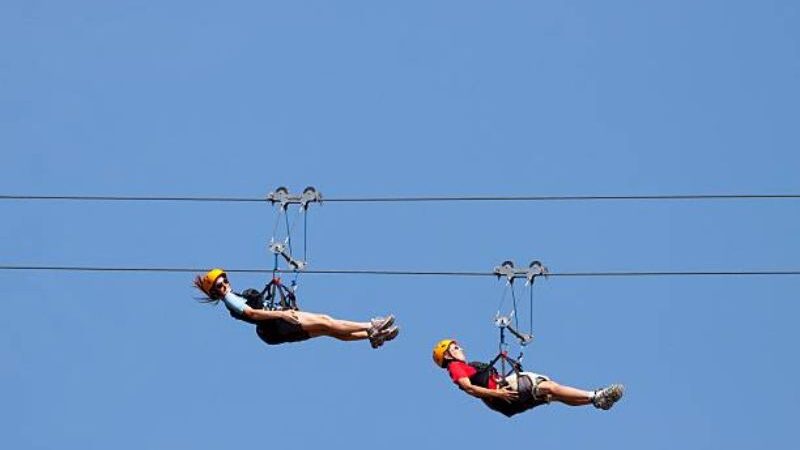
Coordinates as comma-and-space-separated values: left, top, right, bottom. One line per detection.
370, 326, 400, 349
593, 384, 624, 410
368, 315, 395, 336
381, 326, 399, 343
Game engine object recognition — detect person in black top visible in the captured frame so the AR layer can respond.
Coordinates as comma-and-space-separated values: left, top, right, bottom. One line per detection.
195, 268, 399, 348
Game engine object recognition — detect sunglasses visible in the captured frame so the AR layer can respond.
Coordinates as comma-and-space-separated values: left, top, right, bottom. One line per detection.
213, 278, 229, 289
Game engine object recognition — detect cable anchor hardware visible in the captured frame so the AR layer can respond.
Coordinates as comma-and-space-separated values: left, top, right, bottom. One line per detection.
267, 186, 323, 211
268, 240, 307, 271
494, 313, 534, 346
493, 260, 549, 285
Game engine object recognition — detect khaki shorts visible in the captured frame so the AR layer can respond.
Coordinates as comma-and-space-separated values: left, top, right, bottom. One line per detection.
504, 371, 551, 402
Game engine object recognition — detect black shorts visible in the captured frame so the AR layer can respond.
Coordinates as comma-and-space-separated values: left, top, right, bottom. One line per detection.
256, 319, 311, 345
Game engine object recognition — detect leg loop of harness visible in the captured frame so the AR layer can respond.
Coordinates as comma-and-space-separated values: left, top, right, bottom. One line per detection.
530, 376, 552, 404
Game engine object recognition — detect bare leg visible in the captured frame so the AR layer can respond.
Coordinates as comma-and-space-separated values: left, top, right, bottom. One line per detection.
295, 311, 371, 340
537, 380, 593, 406
324, 330, 370, 341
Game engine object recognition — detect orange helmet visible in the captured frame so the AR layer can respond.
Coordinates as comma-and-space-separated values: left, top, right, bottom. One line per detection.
432, 339, 456, 368
197, 268, 226, 296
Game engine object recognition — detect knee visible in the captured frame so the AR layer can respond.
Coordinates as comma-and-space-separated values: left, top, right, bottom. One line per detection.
537, 380, 558, 394
308, 314, 334, 326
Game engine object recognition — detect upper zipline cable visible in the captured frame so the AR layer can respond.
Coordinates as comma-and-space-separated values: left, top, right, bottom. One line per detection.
0, 195, 263, 202
1, 265, 799, 278
2, 193, 800, 203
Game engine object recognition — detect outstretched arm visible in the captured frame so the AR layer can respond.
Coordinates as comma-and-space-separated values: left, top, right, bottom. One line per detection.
455, 377, 518, 403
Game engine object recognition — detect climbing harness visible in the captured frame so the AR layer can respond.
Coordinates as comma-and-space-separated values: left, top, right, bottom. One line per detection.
486, 260, 549, 381
249, 186, 322, 311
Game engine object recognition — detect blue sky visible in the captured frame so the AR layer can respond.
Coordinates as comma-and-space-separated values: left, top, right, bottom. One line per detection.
2, 1, 799, 449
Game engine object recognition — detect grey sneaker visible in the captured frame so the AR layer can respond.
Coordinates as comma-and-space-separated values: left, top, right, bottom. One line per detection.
593, 384, 624, 410
368, 315, 395, 336
370, 326, 400, 349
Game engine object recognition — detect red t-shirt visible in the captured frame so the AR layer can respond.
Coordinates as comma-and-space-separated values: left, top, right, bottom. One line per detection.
447, 361, 498, 389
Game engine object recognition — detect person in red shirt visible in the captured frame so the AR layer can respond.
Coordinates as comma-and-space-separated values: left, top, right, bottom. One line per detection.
433, 339, 623, 417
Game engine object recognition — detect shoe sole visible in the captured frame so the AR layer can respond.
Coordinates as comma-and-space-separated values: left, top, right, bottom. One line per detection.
375, 315, 395, 332
382, 326, 399, 342
600, 385, 624, 410
368, 315, 395, 340
370, 326, 399, 349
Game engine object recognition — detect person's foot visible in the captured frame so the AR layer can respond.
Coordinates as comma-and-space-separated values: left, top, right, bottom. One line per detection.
370, 326, 400, 349
593, 384, 624, 410
368, 315, 395, 336
381, 326, 399, 344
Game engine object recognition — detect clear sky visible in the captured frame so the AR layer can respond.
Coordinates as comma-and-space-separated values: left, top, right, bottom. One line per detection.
2, 1, 800, 449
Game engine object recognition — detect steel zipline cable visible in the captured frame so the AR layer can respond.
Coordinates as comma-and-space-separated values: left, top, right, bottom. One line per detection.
1, 265, 799, 278
3, 191, 799, 279
2, 193, 800, 203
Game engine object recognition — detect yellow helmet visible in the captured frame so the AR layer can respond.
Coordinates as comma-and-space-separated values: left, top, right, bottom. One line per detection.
197, 268, 227, 296
432, 339, 456, 368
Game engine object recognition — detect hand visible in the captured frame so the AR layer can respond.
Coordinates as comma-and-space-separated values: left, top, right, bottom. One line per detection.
282, 310, 301, 325
495, 386, 518, 403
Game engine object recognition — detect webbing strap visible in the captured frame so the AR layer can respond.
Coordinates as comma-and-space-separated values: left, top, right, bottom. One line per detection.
529, 281, 534, 339
510, 285, 520, 330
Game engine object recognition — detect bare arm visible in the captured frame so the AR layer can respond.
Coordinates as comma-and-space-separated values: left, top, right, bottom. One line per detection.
455, 377, 518, 403
221, 288, 300, 324
243, 307, 297, 323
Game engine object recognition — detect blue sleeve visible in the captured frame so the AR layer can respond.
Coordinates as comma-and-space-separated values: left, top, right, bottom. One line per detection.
222, 292, 247, 315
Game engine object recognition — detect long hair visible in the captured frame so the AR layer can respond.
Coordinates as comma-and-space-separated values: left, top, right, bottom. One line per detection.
193, 275, 222, 304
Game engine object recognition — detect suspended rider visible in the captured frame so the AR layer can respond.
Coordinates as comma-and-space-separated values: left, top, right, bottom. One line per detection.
432, 339, 623, 417
195, 268, 399, 348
